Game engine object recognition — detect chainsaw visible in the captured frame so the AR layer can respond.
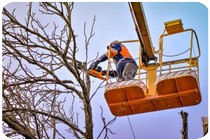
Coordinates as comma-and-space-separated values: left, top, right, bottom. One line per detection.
89, 66, 117, 80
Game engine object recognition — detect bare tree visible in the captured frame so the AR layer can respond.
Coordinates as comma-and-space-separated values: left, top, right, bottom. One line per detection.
2, 2, 116, 139
179, 110, 188, 139
202, 117, 208, 136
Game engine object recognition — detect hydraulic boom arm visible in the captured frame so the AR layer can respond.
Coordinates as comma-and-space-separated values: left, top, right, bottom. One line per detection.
129, 2, 156, 65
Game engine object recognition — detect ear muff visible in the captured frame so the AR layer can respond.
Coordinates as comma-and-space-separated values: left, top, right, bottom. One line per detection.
107, 46, 109, 50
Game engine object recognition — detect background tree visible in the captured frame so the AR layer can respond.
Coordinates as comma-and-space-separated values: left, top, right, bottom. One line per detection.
202, 117, 208, 136
2, 2, 115, 139
179, 110, 188, 139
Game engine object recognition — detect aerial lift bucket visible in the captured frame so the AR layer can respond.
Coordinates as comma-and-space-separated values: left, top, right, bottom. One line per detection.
156, 69, 201, 110
104, 70, 201, 116
104, 79, 148, 116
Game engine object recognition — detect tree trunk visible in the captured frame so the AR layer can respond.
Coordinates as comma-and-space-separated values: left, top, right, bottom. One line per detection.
180, 110, 188, 139
202, 117, 208, 136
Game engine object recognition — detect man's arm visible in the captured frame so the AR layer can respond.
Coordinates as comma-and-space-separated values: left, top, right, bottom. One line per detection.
89, 53, 108, 69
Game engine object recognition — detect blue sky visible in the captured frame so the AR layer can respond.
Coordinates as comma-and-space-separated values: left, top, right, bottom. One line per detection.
1, 1, 208, 139
71, 2, 208, 139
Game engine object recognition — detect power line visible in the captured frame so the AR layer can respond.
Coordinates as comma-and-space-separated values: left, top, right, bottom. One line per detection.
127, 116, 136, 140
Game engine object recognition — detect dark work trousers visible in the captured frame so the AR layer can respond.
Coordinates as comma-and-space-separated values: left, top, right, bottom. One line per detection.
119, 63, 137, 81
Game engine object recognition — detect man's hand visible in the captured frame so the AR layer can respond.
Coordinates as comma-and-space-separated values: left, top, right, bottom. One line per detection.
89, 60, 100, 69
102, 70, 118, 78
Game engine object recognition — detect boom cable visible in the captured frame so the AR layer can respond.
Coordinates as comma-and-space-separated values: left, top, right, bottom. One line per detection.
163, 48, 190, 57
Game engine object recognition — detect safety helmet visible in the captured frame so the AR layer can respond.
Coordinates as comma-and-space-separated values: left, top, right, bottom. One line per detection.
107, 40, 120, 50
111, 40, 120, 44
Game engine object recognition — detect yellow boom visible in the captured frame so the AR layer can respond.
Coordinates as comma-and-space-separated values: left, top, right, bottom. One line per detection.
129, 2, 156, 65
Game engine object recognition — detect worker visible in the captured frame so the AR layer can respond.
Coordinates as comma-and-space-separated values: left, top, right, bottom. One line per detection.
89, 41, 138, 81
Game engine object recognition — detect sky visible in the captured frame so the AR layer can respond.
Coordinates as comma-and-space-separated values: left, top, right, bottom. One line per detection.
1, 1, 209, 139
73, 0, 210, 140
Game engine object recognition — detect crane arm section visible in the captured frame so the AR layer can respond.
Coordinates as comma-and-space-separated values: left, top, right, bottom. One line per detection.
129, 2, 156, 64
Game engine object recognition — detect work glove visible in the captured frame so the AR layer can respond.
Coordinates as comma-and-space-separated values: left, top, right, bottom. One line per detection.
102, 70, 118, 78
95, 66, 102, 72
89, 60, 100, 69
